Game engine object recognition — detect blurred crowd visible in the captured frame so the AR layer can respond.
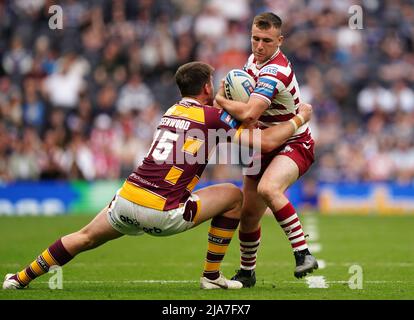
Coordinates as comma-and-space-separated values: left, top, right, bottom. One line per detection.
1, 0, 414, 185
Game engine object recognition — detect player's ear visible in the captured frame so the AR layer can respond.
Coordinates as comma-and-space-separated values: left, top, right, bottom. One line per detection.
204, 82, 212, 95
278, 35, 284, 45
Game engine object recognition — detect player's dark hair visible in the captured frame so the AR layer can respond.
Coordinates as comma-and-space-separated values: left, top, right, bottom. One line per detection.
175, 62, 214, 97
253, 12, 282, 30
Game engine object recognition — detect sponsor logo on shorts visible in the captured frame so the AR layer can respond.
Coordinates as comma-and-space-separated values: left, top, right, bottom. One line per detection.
281, 145, 294, 153
143, 226, 162, 234
120, 215, 140, 227
302, 140, 312, 150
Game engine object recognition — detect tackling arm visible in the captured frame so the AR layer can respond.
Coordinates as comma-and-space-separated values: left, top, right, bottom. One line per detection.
237, 103, 313, 153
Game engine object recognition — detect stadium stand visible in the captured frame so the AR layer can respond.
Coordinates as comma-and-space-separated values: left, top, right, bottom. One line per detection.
1, 0, 414, 186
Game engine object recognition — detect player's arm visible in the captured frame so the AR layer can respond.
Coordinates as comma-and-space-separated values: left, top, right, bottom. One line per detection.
237, 103, 313, 153
215, 80, 268, 124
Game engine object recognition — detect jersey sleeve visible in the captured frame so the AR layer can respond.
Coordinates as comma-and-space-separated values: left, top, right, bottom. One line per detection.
251, 65, 281, 105
205, 107, 244, 139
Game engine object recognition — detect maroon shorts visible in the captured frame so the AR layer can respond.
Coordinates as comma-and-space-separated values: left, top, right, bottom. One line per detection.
245, 134, 315, 181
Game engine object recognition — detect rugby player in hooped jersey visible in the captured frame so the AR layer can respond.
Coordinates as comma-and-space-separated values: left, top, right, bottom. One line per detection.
215, 12, 318, 287
3, 61, 312, 291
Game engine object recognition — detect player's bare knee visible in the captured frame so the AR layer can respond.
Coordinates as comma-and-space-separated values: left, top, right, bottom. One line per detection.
232, 199, 242, 219
232, 187, 243, 213
76, 230, 100, 251
223, 183, 243, 207
221, 184, 242, 219
257, 181, 284, 203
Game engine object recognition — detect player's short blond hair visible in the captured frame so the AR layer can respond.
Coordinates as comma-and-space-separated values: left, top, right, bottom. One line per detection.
253, 12, 282, 30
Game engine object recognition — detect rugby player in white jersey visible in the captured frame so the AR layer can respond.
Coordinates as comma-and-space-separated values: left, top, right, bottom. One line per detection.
215, 12, 318, 287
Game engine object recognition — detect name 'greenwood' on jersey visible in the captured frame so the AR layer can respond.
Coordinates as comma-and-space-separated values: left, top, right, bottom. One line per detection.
119, 98, 242, 211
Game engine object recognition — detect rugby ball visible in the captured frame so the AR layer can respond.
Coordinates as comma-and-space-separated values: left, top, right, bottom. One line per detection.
224, 69, 256, 103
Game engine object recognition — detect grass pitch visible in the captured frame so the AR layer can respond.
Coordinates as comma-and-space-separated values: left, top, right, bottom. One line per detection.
0, 214, 413, 300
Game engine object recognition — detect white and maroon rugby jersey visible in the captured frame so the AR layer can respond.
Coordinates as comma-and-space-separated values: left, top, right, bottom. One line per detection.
244, 48, 310, 141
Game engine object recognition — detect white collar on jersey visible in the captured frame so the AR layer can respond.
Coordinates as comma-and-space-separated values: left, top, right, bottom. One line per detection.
256, 47, 280, 68
180, 97, 202, 105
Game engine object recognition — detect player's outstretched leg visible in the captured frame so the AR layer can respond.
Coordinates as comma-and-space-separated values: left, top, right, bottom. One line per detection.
3, 237, 73, 289
3, 206, 123, 289
200, 215, 242, 289
192, 183, 244, 290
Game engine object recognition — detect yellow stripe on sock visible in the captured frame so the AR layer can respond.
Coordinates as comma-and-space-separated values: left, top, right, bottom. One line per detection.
203, 261, 221, 272
207, 243, 228, 254
42, 249, 58, 266
30, 261, 45, 276
209, 226, 235, 239
17, 270, 31, 285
